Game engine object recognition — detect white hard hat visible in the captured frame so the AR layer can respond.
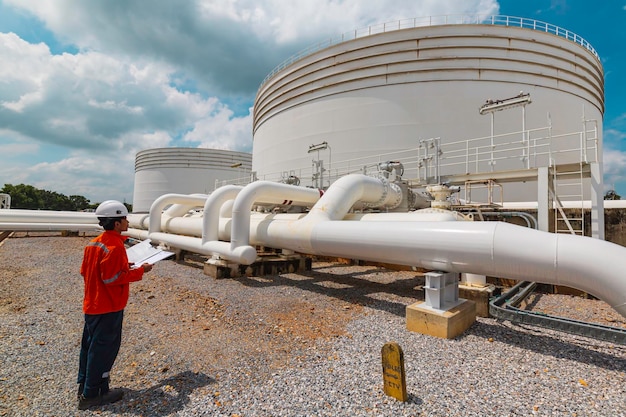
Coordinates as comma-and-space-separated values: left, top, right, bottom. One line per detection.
95, 200, 128, 218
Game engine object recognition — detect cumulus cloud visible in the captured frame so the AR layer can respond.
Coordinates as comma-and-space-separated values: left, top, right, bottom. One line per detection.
603, 126, 626, 192
0, 0, 500, 202
5, 0, 500, 94
183, 106, 253, 151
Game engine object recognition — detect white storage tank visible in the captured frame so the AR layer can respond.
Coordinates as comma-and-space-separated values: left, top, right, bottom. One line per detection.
133, 148, 252, 212
252, 16, 604, 201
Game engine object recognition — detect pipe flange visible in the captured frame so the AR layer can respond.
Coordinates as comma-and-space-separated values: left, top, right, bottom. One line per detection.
362, 177, 389, 209
386, 182, 403, 210
362, 177, 402, 210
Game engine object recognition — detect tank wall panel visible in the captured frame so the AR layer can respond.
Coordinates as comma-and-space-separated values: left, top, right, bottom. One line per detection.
252, 24, 603, 201
132, 148, 251, 212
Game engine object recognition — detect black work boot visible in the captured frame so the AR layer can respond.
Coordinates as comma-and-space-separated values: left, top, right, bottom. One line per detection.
78, 388, 123, 410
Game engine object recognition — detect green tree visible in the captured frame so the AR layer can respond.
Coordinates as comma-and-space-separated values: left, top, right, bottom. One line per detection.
1, 184, 41, 209
1, 183, 92, 211
69, 195, 91, 211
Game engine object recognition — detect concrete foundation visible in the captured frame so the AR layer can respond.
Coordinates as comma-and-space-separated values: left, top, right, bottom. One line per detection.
406, 299, 476, 339
459, 284, 496, 318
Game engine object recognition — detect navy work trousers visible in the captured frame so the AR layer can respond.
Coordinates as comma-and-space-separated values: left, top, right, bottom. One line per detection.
77, 310, 124, 398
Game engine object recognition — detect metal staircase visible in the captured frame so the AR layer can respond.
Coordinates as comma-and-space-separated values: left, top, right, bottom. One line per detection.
550, 162, 586, 236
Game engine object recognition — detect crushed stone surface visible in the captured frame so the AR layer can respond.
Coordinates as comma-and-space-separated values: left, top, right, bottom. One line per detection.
0, 232, 625, 416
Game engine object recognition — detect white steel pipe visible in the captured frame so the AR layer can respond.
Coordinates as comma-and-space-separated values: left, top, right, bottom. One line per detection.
5, 175, 626, 319
230, 175, 399, 257
0, 223, 101, 231
130, 210, 460, 244
254, 219, 626, 318
149, 194, 208, 234
148, 231, 257, 264
128, 210, 461, 239
163, 193, 209, 217
306, 174, 401, 221
0, 209, 98, 223
229, 181, 323, 252
202, 185, 242, 243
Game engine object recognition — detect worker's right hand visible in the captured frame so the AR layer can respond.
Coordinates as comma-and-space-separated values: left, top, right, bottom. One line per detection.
141, 263, 153, 273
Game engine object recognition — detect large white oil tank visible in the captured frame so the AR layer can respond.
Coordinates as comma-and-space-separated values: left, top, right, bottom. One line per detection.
252, 16, 604, 201
133, 148, 252, 212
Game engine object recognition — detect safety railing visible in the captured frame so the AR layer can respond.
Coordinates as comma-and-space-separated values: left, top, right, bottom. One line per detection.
258, 14, 599, 91
216, 123, 599, 191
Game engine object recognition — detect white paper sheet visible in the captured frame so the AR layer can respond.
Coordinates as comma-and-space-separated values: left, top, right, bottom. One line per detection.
126, 239, 174, 267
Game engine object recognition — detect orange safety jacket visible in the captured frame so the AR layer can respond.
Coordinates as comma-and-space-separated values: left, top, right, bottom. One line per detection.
80, 231, 144, 315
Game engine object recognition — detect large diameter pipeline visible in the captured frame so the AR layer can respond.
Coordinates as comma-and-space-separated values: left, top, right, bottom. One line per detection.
255, 220, 626, 318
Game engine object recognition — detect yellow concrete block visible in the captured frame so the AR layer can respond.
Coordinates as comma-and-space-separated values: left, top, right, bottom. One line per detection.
406, 299, 476, 339
459, 284, 495, 318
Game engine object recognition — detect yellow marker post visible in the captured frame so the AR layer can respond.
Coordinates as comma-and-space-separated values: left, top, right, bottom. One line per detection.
381, 342, 408, 402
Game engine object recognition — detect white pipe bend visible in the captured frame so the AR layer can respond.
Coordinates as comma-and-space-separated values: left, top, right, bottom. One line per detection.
6, 176, 626, 320
307, 174, 401, 221
202, 185, 242, 244
229, 181, 322, 252
148, 194, 208, 234
228, 174, 399, 262
164, 193, 208, 218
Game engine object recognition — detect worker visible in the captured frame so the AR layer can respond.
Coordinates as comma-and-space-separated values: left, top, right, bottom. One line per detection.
77, 200, 153, 410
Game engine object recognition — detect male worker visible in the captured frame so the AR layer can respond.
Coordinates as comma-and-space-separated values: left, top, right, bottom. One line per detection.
77, 200, 152, 410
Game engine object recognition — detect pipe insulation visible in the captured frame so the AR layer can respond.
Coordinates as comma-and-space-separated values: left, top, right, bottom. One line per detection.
229, 175, 402, 258
229, 181, 323, 252
0, 209, 98, 224
0, 223, 101, 231
3, 172, 626, 319
255, 220, 626, 318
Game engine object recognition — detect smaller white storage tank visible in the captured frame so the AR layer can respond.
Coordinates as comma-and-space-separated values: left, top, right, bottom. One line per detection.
133, 148, 252, 212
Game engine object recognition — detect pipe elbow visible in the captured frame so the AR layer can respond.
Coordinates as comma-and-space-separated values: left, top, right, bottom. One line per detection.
232, 245, 258, 265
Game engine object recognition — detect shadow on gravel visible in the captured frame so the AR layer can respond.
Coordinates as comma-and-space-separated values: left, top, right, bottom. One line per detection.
405, 393, 423, 406
467, 320, 626, 371
110, 370, 213, 415
227, 263, 426, 317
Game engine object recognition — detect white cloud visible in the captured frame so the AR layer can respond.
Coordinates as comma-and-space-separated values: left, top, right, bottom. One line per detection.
603, 127, 626, 193
183, 106, 253, 151
0, 0, 502, 202
0, 139, 39, 155
196, 0, 499, 44
4, 0, 500, 93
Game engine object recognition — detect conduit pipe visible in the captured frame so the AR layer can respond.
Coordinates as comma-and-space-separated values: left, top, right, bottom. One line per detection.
0, 209, 100, 231
202, 185, 242, 243
163, 193, 209, 218
146, 174, 622, 318
0, 209, 98, 223
306, 175, 402, 221
229, 175, 401, 260
149, 194, 209, 234
253, 219, 626, 318
125, 185, 626, 319
229, 181, 323, 255
0, 223, 101, 232
140, 184, 323, 264
125, 210, 460, 242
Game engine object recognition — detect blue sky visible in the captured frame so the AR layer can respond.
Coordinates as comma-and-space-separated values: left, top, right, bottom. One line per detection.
0, 0, 625, 204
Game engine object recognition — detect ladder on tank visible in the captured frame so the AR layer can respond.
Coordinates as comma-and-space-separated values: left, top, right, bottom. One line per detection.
550, 162, 585, 236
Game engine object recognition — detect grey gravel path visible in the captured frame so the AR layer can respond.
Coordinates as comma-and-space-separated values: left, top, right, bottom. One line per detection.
1, 233, 625, 417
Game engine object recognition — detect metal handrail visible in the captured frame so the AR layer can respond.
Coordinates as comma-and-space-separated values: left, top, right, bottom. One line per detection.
258, 14, 599, 91
221, 124, 598, 189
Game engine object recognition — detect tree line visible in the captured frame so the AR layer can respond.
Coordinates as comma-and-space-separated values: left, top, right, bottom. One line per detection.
2, 183, 96, 211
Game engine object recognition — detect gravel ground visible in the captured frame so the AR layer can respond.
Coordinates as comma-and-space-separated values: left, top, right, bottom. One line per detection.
1, 232, 625, 417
